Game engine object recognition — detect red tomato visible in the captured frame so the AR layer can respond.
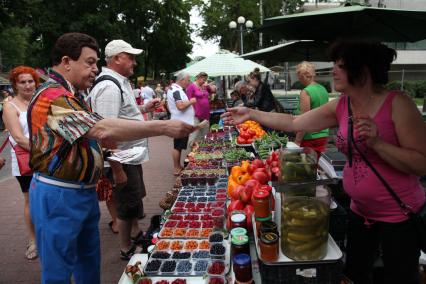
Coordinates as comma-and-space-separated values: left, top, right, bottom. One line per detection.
237, 136, 247, 144
246, 138, 253, 144
239, 185, 254, 204
244, 205, 255, 232
227, 199, 245, 214
252, 171, 269, 184
252, 159, 264, 168
240, 131, 251, 140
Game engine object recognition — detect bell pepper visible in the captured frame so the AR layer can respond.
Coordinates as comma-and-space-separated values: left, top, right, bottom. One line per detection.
240, 160, 250, 173
236, 172, 251, 185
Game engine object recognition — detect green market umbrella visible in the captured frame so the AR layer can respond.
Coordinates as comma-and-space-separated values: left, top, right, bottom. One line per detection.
241, 40, 330, 62
258, 5, 426, 42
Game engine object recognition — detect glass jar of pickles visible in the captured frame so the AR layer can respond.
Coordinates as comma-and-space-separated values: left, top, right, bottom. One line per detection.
259, 232, 279, 262
278, 147, 317, 185
280, 188, 330, 261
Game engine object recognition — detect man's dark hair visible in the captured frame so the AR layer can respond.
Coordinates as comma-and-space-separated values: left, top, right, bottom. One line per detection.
51, 33, 99, 66
329, 40, 397, 86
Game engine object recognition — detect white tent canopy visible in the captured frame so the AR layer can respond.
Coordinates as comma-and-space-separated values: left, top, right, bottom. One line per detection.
175, 50, 270, 77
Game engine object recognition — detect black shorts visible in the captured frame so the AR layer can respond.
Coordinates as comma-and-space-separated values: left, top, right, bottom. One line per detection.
16, 175, 32, 193
173, 136, 189, 150
105, 164, 146, 220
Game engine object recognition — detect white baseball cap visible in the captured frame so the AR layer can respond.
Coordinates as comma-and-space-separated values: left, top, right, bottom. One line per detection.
105, 39, 143, 57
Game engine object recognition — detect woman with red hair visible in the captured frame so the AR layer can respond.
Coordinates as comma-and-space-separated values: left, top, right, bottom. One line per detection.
2, 66, 39, 260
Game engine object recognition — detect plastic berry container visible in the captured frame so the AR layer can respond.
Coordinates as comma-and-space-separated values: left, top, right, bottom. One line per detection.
209, 243, 226, 260
207, 260, 226, 276
160, 260, 177, 275
206, 275, 226, 284
208, 231, 225, 243
176, 260, 192, 276
194, 259, 209, 275
144, 259, 162, 275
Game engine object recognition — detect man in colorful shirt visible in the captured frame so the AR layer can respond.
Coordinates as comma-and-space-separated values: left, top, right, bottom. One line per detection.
28, 33, 194, 284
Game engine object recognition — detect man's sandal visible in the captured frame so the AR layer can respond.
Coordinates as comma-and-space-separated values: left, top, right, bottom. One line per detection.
25, 240, 38, 260
120, 244, 137, 261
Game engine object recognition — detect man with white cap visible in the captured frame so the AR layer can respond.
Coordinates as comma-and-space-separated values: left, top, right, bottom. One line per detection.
88, 39, 161, 260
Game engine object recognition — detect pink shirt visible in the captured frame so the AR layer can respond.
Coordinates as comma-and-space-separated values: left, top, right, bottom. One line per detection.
186, 83, 211, 121
335, 92, 425, 223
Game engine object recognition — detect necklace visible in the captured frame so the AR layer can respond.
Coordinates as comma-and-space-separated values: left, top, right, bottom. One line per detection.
349, 95, 374, 117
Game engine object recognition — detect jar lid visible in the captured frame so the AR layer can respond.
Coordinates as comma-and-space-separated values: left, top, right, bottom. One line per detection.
253, 189, 269, 199
230, 227, 247, 237
260, 232, 278, 244
230, 213, 246, 222
260, 221, 277, 231
255, 215, 272, 222
231, 235, 249, 245
233, 253, 251, 265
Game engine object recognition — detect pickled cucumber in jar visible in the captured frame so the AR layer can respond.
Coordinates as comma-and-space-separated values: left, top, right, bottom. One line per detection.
281, 196, 329, 261
279, 148, 317, 184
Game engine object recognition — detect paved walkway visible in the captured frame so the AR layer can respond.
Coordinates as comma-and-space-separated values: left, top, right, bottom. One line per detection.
0, 136, 177, 283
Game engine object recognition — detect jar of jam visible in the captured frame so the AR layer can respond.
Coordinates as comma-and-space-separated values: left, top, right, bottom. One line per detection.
230, 210, 247, 230
252, 189, 271, 218
260, 221, 278, 236
233, 253, 252, 283
231, 235, 249, 256
255, 215, 272, 237
259, 232, 279, 262
230, 227, 247, 238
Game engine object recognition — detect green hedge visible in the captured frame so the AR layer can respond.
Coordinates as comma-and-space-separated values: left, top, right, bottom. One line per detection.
291, 81, 332, 93
387, 80, 426, 98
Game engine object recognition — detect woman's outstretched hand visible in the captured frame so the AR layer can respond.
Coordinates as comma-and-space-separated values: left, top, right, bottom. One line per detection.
221, 107, 250, 125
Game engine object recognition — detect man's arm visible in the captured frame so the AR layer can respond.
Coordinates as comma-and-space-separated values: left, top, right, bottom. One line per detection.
172, 89, 195, 111
85, 119, 194, 142
176, 98, 196, 110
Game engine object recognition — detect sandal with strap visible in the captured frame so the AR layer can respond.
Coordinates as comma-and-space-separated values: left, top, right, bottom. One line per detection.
120, 244, 137, 261
25, 240, 38, 260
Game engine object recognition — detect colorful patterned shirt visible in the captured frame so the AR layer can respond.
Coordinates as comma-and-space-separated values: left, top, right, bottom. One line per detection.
28, 69, 104, 184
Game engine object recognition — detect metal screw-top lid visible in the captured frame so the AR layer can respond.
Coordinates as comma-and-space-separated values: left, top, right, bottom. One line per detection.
233, 253, 251, 266
231, 235, 249, 246
230, 227, 247, 237
260, 232, 279, 244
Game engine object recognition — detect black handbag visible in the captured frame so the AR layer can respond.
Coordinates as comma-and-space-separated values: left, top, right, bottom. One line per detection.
347, 98, 426, 253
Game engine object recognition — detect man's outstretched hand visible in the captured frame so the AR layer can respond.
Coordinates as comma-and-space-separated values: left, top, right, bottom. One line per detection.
163, 120, 195, 138
143, 98, 162, 113
221, 107, 250, 125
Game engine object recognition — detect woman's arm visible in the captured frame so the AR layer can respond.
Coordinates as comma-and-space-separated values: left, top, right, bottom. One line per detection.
363, 94, 426, 175
223, 98, 339, 133
1, 102, 30, 150
295, 90, 311, 145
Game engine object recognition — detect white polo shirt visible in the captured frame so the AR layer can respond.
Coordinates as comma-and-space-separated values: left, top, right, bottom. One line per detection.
166, 83, 195, 126
87, 67, 149, 164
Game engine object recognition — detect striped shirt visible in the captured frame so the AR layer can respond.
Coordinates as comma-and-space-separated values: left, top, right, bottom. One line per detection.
28, 69, 104, 184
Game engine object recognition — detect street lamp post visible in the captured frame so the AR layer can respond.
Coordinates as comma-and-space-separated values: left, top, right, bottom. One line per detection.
229, 16, 253, 55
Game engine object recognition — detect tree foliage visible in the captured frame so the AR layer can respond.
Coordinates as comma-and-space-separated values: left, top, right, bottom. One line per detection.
195, 0, 304, 54
0, 0, 194, 79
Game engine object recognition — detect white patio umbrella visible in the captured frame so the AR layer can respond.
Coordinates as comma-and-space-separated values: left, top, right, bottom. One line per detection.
175, 50, 270, 77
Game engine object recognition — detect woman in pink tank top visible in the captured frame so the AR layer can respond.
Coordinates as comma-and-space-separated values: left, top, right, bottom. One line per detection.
222, 40, 426, 284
